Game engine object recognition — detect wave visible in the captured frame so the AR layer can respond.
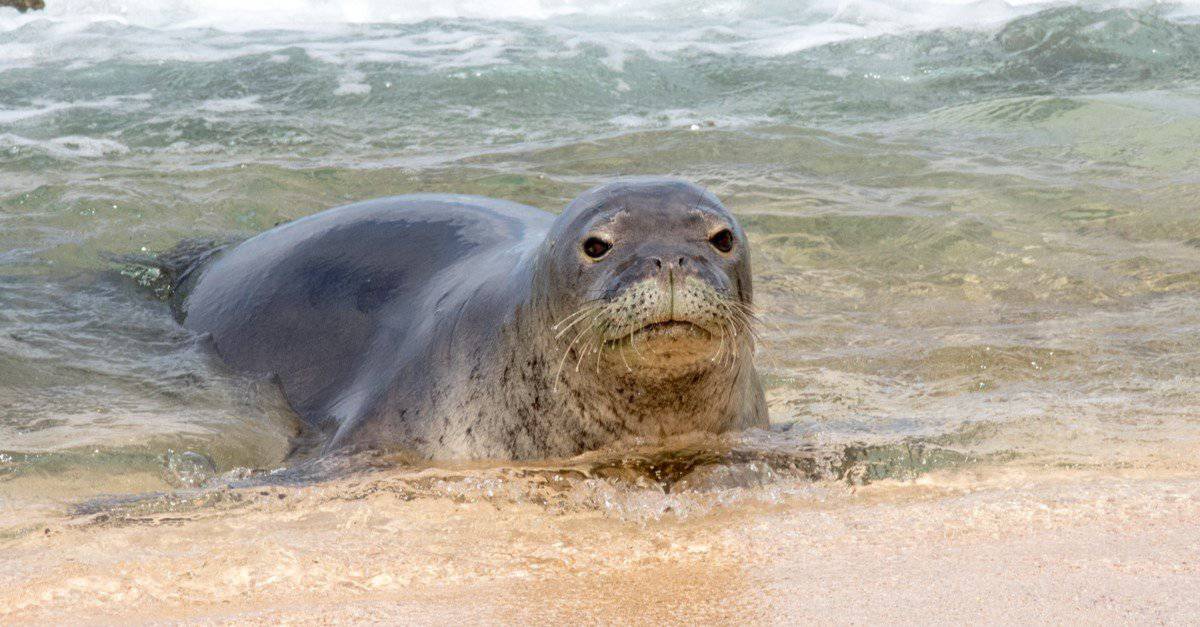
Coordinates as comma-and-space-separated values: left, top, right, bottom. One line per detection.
3, 1, 1200, 45
3, 5, 1199, 165
3, 1, 1199, 81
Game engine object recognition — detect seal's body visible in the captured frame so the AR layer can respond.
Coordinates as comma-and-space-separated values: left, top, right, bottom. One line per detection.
178, 179, 767, 459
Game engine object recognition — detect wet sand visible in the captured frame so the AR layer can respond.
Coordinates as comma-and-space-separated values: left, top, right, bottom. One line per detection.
3, 465, 1197, 624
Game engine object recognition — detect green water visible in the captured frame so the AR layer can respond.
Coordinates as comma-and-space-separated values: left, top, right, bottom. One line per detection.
3, 4, 1200, 509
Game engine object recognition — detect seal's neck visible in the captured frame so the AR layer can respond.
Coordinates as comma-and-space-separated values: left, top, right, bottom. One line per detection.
579, 362, 749, 438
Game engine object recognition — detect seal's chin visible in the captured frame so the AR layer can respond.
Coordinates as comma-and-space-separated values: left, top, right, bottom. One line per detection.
606, 320, 720, 370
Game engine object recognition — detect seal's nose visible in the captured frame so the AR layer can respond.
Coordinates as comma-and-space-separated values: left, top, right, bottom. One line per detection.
648, 256, 687, 271
644, 255, 691, 318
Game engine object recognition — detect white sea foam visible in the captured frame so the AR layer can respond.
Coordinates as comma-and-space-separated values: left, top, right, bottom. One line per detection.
1, 0, 1198, 78
333, 69, 372, 95
609, 109, 761, 129
0, 133, 131, 158
0, 95, 152, 124
196, 96, 263, 112
3, 1, 1199, 44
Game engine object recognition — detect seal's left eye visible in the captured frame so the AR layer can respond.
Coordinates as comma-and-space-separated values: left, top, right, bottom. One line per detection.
582, 237, 611, 259
709, 228, 734, 253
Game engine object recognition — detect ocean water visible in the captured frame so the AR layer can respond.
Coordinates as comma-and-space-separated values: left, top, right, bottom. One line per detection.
2, 0, 1200, 523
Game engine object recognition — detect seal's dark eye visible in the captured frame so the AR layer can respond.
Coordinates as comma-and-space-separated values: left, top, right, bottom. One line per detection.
582, 236, 611, 259
709, 228, 734, 253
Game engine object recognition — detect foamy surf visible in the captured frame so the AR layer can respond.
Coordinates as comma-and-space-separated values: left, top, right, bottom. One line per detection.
4, 0, 1200, 41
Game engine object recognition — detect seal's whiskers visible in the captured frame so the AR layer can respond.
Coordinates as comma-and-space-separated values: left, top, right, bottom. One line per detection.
593, 321, 610, 373
573, 316, 605, 374
710, 322, 728, 365
552, 311, 601, 392
618, 335, 633, 372
553, 303, 601, 339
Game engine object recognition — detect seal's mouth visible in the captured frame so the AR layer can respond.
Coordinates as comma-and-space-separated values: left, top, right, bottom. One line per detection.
630, 320, 710, 341
599, 318, 719, 371
603, 319, 714, 347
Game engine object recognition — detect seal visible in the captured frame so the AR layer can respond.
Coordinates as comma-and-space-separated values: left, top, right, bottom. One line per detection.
172, 178, 767, 459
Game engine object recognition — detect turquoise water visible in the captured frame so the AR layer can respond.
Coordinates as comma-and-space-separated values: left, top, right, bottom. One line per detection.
3, 1, 1200, 505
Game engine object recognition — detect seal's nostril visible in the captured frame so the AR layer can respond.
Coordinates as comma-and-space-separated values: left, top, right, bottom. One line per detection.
677, 257, 686, 267
652, 258, 662, 269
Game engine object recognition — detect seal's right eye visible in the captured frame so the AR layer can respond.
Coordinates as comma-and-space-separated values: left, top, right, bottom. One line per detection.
582, 237, 611, 260
709, 228, 734, 253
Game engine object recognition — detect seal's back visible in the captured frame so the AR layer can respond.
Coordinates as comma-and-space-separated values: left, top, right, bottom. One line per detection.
180, 195, 552, 434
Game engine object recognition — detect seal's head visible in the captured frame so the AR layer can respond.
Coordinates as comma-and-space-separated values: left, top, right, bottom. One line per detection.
537, 178, 754, 379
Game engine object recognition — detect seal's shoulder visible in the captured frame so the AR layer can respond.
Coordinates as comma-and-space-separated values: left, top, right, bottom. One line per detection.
217, 193, 555, 273
290, 194, 554, 230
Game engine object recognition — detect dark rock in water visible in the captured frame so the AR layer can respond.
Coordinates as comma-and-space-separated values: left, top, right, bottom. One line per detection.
0, 0, 45, 12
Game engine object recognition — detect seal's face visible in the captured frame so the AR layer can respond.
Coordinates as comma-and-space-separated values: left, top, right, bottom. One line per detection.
543, 179, 754, 378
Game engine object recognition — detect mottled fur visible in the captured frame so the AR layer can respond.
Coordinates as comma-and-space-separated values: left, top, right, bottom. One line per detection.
178, 178, 767, 459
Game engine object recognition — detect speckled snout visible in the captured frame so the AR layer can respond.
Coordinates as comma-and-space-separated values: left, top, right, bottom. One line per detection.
597, 271, 733, 343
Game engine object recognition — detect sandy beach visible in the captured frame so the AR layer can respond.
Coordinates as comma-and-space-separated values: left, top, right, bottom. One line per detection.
4, 464, 1197, 624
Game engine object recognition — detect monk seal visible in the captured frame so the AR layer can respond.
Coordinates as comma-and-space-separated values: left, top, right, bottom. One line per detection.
168, 178, 767, 459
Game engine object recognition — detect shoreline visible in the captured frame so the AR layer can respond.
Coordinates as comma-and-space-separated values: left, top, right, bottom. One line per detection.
4, 465, 1197, 623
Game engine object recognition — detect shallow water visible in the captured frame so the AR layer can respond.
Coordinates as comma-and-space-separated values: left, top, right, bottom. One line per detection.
2, 0, 1200, 569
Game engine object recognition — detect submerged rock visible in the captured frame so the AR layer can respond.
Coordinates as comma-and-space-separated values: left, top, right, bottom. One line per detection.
0, 0, 45, 12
